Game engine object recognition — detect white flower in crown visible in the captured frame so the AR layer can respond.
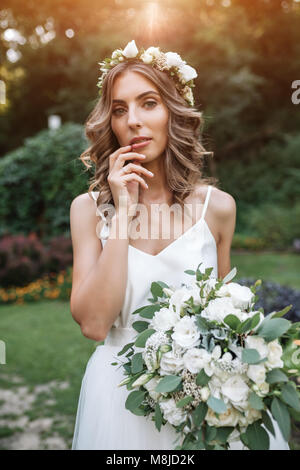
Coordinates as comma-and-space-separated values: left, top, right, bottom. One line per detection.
178, 64, 198, 84
122, 39, 139, 58
165, 52, 186, 68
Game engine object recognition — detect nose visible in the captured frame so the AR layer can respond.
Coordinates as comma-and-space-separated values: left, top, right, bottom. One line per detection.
127, 105, 142, 128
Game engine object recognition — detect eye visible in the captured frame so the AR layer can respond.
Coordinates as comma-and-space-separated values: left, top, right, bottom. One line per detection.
112, 100, 157, 116
144, 100, 157, 108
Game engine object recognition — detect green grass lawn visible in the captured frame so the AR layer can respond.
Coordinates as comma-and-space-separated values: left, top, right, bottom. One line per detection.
0, 252, 299, 449
231, 251, 300, 290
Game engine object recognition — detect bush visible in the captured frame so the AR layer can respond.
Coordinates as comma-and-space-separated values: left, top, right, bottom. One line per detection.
238, 277, 300, 323
246, 202, 300, 250
0, 233, 73, 288
0, 122, 91, 239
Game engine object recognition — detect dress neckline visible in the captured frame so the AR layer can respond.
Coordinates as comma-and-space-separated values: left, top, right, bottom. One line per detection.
128, 218, 217, 258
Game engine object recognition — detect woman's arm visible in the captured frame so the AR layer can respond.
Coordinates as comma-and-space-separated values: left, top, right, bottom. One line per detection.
215, 192, 237, 280
69, 193, 131, 341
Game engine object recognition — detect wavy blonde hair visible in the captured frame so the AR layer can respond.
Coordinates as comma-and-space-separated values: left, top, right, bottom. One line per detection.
80, 60, 219, 211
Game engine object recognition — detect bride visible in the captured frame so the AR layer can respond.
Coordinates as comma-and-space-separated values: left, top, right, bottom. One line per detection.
69, 40, 289, 450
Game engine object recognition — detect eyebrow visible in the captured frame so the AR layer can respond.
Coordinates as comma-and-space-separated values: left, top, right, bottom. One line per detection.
112, 90, 160, 104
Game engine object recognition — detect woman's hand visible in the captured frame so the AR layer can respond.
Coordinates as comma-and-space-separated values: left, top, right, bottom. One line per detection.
107, 144, 154, 218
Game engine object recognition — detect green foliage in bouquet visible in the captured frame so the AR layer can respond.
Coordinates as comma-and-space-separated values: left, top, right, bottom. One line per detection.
113, 264, 300, 450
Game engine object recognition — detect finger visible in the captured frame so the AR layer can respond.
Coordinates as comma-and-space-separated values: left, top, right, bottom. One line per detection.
109, 145, 132, 172
121, 164, 153, 178
113, 152, 146, 172
122, 173, 148, 189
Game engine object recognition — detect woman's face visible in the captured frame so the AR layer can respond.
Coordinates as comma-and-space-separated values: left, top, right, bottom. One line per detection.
110, 70, 169, 161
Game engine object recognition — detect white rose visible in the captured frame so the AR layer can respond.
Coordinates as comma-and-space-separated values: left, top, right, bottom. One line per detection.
159, 398, 187, 426
221, 375, 250, 405
171, 316, 200, 349
144, 376, 161, 401
150, 307, 180, 332
182, 348, 212, 375
201, 297, 237, 324
244, 335, 269, 359
140, 52, 153, 64
226, 282, 255, 310
145, 46, 161, 58
206, 406, 240, 427
215, 283, 231, 298
265, 340, 284, 370
159, 349, 184, 376
178, 64, 198, 83
247, 364, 266, 384
169, 287, 195, 315
164, 51, 186, 68
252, 381, 270, 397
122, 39, 139, 58
199, 386, 210, 402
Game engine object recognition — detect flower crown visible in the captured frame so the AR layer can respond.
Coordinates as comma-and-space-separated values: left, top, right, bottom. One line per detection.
97, 40, 197, 107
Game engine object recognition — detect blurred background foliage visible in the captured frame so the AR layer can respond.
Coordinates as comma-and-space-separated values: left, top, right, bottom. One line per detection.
0, 0, 299, 249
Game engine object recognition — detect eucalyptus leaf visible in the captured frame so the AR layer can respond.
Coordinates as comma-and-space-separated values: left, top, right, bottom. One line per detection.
139, 305, 161, 319
280, 383, 300, 411
245, 421, 270, 450
155, 375, 182, 393
256, 318, 291, 342
266, 368, 289, 384
117, 342, 134, 356
207, 396, 227, 414
223, 314, 241, 330
176, 396, 194, 408
134, 329, 156, 348
192, 402, 208, 427
125, 390, 146, 412
154, 403, 163, 431
131, 353, 144, 374
261, 410, 275, 437
196, 369, 211, 386
242, 348, 261, 364
249, 391, 264, 410
132, 321, 149, 333
271, 397, 291, 442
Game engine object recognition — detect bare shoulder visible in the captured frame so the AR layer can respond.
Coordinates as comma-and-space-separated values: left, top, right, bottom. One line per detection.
70, 191, 99, 237
210, 186, 236, 221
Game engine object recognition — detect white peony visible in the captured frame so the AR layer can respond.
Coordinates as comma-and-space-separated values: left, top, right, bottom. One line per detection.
182, 348, 212, 375
178, 64, 198, 83
221, 375, 250, 406
150, 307, 180, 332
122, 39, 139, 58
215, 283, 231, 298
265, 340, 284, 370
208, 375, 223, 399
226, 282, 255, 310
244, 335, 269, 360
159, 398, 187, 426
247, 364, 266, 384
240, 406, 262, 426
171, 316, 201, 349
164, 51, 186, 68
201, 297, 238, 324
159, 349, 184, 376
206, 406, 240, 427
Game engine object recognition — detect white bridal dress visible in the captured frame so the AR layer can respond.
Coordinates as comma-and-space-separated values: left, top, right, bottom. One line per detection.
72, 185, 289, 450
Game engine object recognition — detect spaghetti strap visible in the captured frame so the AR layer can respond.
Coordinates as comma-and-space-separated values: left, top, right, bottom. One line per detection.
200, 185, 212, 221
90, 191, 110, 242
91, 191, 97, 202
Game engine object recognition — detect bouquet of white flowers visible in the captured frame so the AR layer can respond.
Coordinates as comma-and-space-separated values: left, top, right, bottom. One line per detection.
113, 263, 300, 450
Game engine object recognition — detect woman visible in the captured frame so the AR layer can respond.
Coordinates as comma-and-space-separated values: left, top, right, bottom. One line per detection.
70, 41, 289, 450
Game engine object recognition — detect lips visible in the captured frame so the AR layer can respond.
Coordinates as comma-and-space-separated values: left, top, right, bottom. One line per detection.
129, 136, 152, 145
